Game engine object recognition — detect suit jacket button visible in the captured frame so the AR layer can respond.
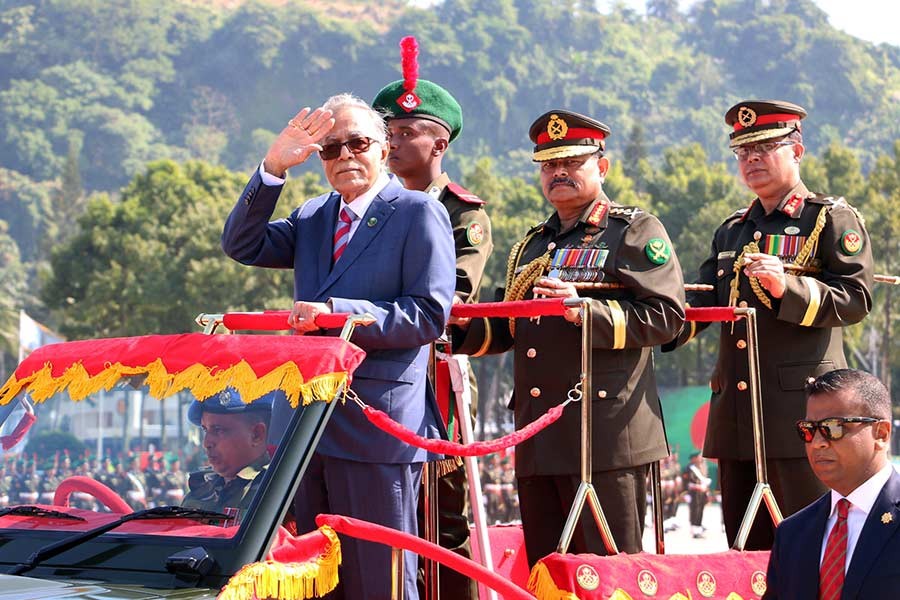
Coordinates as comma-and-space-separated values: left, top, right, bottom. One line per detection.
597, 390, 607, 399
736, 339, 747, 349
526, 348, 537, 358
717, 269, 725, 277
243, 192, 254, 205
737, 381, 748, 391
530, 387, 541, 398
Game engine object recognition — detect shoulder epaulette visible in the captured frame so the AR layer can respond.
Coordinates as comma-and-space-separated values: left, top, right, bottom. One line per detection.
526, 220, 547, 234
816, 194, 866, 226
725, 207, 749, 223
806, 194, 834, 205
608, 206, 643, 221
445, 182, 485, 205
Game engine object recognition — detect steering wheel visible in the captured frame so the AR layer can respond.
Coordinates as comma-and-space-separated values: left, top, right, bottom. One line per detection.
53, 475, 133, 514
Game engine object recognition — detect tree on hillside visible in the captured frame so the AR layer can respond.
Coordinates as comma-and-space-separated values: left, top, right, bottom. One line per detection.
39, 160, 326, 339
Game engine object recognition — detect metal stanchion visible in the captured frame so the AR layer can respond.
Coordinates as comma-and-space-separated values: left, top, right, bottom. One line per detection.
422, 461, 440, 599
442, 353, 499, 600
391, 547, 406, 600
557, 299, 619, 555
731, 307, 783, 550
650, 460, 665, 554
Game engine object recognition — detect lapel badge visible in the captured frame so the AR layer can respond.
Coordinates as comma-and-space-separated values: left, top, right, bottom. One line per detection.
367, 217, 378, 228
882, 511, 893, 524
547, 114, 568, 140
737, 106, 757, 127
785, 226, 801, 235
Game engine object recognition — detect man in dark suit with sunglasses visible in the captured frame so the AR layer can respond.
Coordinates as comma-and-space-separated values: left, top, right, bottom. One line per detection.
222, 93, 455, 600
765, 369, 900, 599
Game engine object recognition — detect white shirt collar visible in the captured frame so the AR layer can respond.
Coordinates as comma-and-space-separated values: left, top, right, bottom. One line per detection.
830, 462, 894, 516
340, 171, 390, 220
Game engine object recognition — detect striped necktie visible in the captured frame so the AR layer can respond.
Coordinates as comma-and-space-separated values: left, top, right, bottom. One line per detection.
819, 498, 850, 600
332, 207, 354, 264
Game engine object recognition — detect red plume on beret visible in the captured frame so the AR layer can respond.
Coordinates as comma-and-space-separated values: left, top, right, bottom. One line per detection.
400, 36, 419, 94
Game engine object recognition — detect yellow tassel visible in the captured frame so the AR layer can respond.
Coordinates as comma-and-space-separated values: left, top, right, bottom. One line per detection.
526, 562, 579, 600
666, 593, 691, 600
217, 526, 341, 600
609, 590, 635, 600
0, 360, 349, 408
725, 594, 744, 600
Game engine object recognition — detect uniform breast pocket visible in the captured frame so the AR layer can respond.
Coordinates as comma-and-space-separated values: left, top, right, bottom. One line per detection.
716, 256, 735, 283
777, 361, 836, 391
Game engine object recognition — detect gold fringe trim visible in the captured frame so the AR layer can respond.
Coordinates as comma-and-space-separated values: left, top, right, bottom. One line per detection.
0, 360, 349, 408
432, 457, 463, 478
609, 591, 635, 600
217, 525, 341, 600
527, 562, 580, 600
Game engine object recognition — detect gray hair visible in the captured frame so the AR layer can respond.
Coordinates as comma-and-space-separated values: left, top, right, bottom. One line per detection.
322, 93, 388, 144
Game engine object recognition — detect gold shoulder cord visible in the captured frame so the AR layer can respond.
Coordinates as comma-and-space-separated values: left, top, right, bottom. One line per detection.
503, 230, 551, 336
730, 205, 829, 312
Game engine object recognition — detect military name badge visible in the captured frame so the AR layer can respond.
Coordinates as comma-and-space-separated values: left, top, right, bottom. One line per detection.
467, 222, 484, 246
645, 238, 670, 265
841, 229, 863, 255
575, 564, 600, 591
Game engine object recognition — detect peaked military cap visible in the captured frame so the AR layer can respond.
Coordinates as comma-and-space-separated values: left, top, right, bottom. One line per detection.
528, 109, 611, 162
725, 100, 806, 148
372, 36, 463, 142
187, 388, 273, 426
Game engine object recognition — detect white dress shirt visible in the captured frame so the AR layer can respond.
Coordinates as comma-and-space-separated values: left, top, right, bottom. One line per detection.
819, 462, 894, 572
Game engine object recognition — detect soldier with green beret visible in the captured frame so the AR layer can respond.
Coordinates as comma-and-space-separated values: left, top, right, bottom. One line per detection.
453, 109, 685, 565
372, 36, 492, 600
664, 100, 874, 549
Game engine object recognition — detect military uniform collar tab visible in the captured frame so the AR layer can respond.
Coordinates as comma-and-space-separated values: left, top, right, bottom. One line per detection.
777, 182, 811, 218
233, 455, 269, 481
583, 194, 611, 227
428, 172, 451, 191
739, 198, 759, 222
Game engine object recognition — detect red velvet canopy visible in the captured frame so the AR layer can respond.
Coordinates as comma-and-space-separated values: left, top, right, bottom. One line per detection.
0, 333, 366, 409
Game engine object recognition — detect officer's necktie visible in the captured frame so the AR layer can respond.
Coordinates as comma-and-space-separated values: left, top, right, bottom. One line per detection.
332, 207, 354, 264
819, 498, 851, 600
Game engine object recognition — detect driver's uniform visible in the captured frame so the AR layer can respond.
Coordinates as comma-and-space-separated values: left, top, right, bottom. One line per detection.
182, 455, 269, 524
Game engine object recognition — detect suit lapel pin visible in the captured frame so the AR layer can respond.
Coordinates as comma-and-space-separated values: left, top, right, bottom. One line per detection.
882, 512, 893, 524
367, 217, 378, 227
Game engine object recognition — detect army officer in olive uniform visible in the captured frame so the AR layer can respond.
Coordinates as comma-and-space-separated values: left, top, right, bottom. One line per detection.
453, 110, 685, 565
664, 100, 873, 550
373, 43, 492, 600
182, 389, 273, 522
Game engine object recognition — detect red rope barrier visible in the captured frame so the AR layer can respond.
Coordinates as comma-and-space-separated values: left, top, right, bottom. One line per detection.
316, 514, 535, 600
450, 298, 567, 319
222, 311, 350, 331
362, 403, 566, 456
685, 306, 741, 323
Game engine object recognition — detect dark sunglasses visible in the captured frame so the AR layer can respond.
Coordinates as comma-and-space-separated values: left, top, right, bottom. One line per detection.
795, 417, 882, 443
319, 136, 378, 160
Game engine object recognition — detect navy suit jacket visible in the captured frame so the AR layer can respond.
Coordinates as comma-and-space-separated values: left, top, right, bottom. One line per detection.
765, 468, 900, 599
222, 171, 455, 464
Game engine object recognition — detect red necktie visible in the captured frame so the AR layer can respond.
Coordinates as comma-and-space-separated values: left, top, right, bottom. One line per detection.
819, 498, 851, 600
332, 207, 353, 264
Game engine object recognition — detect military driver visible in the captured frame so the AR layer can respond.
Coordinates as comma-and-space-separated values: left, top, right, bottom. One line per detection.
182, 388, 273, 522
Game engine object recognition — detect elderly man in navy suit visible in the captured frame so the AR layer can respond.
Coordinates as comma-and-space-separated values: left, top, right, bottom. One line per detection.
765, 369, 900, 599
222, 94, 455, 600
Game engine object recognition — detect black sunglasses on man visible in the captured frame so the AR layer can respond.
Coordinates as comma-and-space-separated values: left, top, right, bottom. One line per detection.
795, 416, 882, 443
